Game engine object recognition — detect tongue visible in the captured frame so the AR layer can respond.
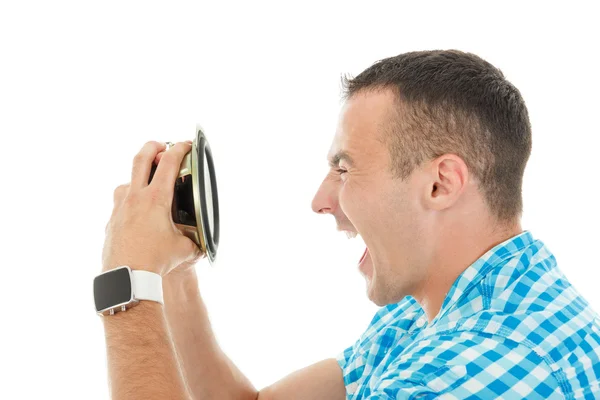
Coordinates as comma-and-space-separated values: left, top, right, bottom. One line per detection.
359, 247, 368, 264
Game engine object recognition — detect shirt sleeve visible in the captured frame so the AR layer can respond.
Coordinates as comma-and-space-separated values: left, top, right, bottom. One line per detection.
366, 331, 564, 399
336, 337, 360, 371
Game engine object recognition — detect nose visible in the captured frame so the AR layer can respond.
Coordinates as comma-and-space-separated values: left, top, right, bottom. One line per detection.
311, 178, 336, 215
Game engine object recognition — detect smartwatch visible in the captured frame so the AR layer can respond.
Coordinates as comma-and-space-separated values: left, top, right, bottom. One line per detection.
93, 266, 163, 316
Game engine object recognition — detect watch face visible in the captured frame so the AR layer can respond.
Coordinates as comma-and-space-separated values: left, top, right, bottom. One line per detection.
94, 267, 133, 313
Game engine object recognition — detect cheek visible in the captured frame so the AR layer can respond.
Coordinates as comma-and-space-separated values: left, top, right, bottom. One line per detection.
338, 181, 363, 217
339, 182, 384, 228
365, 188, 407, 232
337, 185, 351, 216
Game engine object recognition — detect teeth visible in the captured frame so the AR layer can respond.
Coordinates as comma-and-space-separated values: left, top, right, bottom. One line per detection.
344, 231, 358, 239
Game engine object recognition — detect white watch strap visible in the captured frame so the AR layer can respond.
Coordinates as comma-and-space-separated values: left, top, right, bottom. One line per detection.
132, 270, 164, 305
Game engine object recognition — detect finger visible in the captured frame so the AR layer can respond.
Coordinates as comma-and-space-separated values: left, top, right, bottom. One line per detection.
155, 141, 191, 164
149, 141, 192, 199
113, 183, 130, 206
155, 151, 166, 164
131, 141, 167, 189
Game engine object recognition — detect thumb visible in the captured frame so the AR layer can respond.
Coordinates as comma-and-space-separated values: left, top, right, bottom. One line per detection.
182, 237, 204, 263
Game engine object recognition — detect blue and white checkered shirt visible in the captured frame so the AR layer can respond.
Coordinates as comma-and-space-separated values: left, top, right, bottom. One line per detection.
336, 231, 600, 399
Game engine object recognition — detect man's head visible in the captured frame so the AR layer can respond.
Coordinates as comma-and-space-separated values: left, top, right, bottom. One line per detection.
311, 50, 532, 307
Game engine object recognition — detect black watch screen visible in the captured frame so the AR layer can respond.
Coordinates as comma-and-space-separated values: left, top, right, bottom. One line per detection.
94, 267, 133, 313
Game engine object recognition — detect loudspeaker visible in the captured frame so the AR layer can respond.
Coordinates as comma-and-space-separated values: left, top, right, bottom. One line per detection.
148, 125, 220, 264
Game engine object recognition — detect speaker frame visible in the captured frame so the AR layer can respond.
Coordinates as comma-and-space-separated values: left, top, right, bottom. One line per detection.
191, 125, 220, 264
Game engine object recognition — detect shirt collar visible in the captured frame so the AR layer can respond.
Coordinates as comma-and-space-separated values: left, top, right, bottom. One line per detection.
429, 230, 536, 326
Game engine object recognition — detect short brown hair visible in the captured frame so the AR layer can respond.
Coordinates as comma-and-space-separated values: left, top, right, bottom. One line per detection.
341, 50, 532, 225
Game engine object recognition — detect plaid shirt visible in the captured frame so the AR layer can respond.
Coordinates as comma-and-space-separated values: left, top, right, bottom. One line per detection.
336, 231, 600, 399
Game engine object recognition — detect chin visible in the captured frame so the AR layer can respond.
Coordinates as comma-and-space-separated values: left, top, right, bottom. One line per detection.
367, 273, 408, 307
366, 273, 387, 306
368, 288, 391, 307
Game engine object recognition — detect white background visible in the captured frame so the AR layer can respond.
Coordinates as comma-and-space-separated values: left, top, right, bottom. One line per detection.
1, 1, 599, 398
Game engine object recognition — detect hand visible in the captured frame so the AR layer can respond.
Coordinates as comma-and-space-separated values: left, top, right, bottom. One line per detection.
102, 140, 204, 276
154, 146, 201, 285
154, 145, 202, 282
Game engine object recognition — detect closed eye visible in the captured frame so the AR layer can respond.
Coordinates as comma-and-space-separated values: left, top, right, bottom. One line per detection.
335, 168, 347, 175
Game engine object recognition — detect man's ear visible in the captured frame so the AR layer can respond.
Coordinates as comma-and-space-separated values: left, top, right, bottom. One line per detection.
425, 154, 469, 211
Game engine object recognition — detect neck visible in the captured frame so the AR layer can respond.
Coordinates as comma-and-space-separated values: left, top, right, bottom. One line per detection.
412, 221, 523, 322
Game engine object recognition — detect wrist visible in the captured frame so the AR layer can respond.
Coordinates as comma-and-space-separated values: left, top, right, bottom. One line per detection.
102, 299, 162, 327
163, 265, 199, 298
94, 266, 164, 317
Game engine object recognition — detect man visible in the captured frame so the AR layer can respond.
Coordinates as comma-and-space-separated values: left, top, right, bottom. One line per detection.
101, 50, 600, 399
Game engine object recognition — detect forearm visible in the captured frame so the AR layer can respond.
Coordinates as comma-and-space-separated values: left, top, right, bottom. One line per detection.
103, 301, 191, 400
164, 270, 258, 400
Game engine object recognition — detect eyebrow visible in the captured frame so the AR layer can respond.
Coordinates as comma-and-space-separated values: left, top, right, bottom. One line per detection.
328, 151, 354, 168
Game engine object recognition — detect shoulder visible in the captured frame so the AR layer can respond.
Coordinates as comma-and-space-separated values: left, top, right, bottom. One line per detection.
464, 251, 600, 370
444, 237, 600, 364
373, 331, 564, 399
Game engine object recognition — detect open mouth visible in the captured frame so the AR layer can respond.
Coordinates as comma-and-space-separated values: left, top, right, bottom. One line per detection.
342, 230, 369, 265
359, 246, 368, 263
